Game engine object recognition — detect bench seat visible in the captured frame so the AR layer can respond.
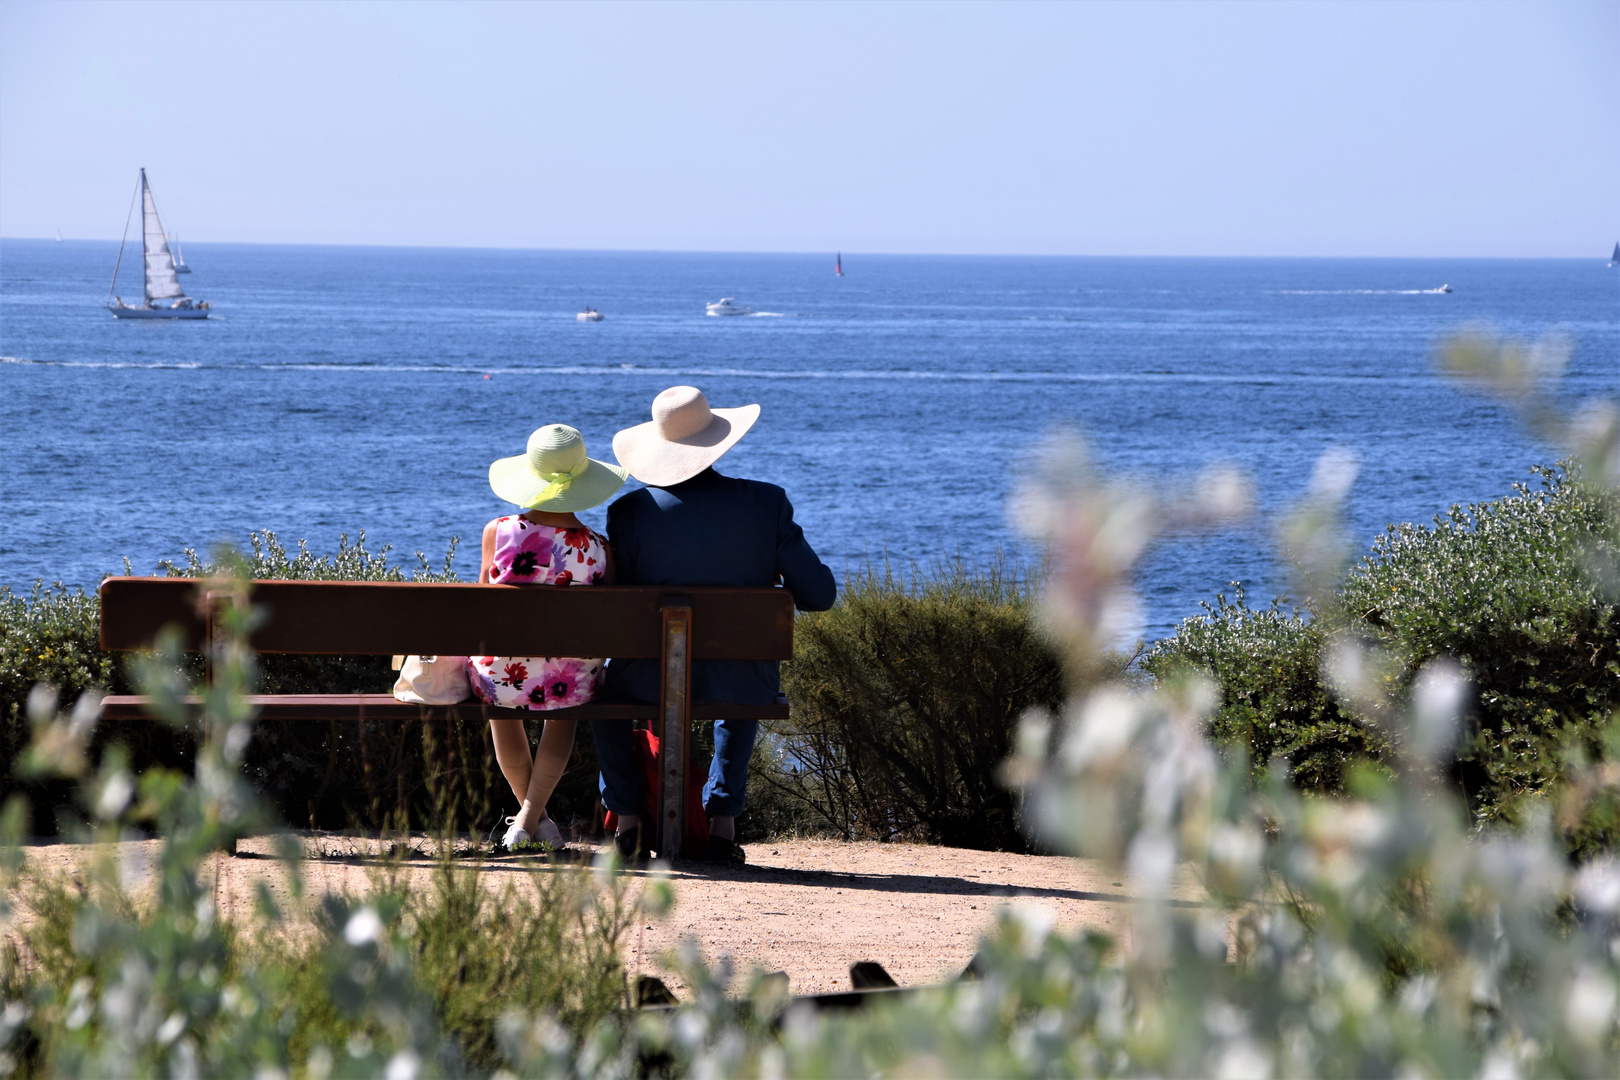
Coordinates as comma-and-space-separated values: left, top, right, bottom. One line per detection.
98, 694, 789, 723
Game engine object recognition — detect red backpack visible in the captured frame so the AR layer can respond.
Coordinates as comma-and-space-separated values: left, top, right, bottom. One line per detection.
602, 726, 710, 859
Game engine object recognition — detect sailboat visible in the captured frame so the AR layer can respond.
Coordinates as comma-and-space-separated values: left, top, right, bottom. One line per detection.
172, 234, 192, 273
1609, 242, 1619, 267
106, 169, 210, 319
835, 253, 843, 277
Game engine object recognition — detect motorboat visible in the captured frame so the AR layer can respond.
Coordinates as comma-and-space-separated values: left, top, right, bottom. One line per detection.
1436, 284, 1452, 293
706, 297, 752, 316
577, 307, 604, 322
106, 169, 210, 320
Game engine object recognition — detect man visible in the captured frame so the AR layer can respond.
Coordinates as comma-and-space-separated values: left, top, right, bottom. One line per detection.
596, 385, 836, 862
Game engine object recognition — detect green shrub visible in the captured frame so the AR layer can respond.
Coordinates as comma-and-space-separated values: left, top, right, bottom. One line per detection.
1341, 464, 1620, 820
777, 560, 1067, 851
1147, 463, 1620, 829
1142, 584, 1387, 791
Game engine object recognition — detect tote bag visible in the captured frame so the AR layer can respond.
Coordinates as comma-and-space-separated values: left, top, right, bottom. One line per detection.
391, 655, 472, 705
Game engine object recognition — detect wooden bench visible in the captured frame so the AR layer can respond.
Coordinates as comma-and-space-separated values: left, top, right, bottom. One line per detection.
97, 577, 795, 858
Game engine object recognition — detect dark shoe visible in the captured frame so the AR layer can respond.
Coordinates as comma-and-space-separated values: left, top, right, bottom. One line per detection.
850, 961, 898, 990
635, 975, 679, 1007
702, 836, 746, 865
613, 824, 646, 862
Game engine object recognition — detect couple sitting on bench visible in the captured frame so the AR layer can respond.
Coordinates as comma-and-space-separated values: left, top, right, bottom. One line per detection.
472, 385, 836, 863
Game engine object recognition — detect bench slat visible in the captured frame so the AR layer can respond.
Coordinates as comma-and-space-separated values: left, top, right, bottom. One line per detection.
98, 694, 789, 723
99, 578, 795, 660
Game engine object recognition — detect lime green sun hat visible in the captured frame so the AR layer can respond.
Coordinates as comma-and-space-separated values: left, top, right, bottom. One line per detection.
488, 424, 629, 513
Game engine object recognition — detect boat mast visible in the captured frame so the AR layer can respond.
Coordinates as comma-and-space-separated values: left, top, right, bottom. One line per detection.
141, 169, 152, 302
106, 170, 141, 307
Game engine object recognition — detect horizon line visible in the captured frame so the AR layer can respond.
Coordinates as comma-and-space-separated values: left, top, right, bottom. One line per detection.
1, 235, 1613, 261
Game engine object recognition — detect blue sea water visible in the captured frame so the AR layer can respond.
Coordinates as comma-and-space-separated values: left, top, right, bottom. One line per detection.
2, 240, 1615, 642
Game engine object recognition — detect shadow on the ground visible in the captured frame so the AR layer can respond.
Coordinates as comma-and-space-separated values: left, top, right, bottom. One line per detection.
235, 844, 1207, 907
660, 861, 1209, 908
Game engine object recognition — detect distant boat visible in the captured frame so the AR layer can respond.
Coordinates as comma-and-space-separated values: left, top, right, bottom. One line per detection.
55, 229, 62, 243
706, 297, 752, 316
577, 307, 604, 322
105, 169, 210, 320
1435, 284, 1452, 293
172, 234, 192, 273
835, 253, 843, 277
1610, 242, 1619, 267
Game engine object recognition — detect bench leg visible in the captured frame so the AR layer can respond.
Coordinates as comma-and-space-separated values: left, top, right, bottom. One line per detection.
657, 597, 693, 859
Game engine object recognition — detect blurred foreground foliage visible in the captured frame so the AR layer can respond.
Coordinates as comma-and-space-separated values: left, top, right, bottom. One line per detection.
1, 579, 647, 1076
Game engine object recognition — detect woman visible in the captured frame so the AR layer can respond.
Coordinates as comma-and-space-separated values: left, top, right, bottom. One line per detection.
473, 423, 627, 850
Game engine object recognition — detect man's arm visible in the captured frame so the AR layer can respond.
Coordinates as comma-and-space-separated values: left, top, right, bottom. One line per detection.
774, 490, 836, 611
605, 494, 636, 584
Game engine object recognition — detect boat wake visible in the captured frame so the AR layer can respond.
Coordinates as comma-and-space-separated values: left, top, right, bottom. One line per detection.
6, 356, 1432, 386
746, 311, 786, 317
3, 357, 204, 369
1276, 288, 1449, 295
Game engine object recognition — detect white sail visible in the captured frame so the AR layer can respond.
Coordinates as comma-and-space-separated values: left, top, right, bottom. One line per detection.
141, 171, 185, 300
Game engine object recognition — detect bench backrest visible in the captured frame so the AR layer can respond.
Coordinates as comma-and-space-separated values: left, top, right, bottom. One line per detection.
99, 578, 795, 659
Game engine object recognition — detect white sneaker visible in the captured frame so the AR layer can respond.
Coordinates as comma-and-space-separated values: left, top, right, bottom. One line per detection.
535, 817, 562, 847
500, 816, 531, 851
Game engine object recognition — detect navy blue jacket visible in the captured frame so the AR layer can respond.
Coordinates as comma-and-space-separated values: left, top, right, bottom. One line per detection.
603, 468, 837, 706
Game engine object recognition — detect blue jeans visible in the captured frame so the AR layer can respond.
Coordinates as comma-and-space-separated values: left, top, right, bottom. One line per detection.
592, 718, 758, 820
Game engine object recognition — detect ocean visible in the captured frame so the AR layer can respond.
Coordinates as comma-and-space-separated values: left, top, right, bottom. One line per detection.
2, 240, 1615, 642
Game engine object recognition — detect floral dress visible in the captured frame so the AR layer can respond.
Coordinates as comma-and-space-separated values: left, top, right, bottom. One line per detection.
467, 516, 610, 710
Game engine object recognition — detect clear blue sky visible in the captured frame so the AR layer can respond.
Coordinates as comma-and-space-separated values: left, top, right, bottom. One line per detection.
1, 0, 1614, 256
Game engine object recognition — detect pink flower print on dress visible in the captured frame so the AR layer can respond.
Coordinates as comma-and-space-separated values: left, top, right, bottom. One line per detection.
538, 660, 582, 704
471, 515, 609, 709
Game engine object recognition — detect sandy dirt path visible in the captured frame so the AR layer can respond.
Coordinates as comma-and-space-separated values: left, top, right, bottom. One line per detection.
14, 834, 1211, 998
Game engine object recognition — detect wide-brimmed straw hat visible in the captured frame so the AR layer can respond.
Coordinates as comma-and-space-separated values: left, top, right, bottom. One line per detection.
488, 424, 629, 512
612, 386, 760, 487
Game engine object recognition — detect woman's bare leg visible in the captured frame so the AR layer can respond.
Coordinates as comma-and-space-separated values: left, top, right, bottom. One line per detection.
489, 717, 533, 807
517, 716, 578, 833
